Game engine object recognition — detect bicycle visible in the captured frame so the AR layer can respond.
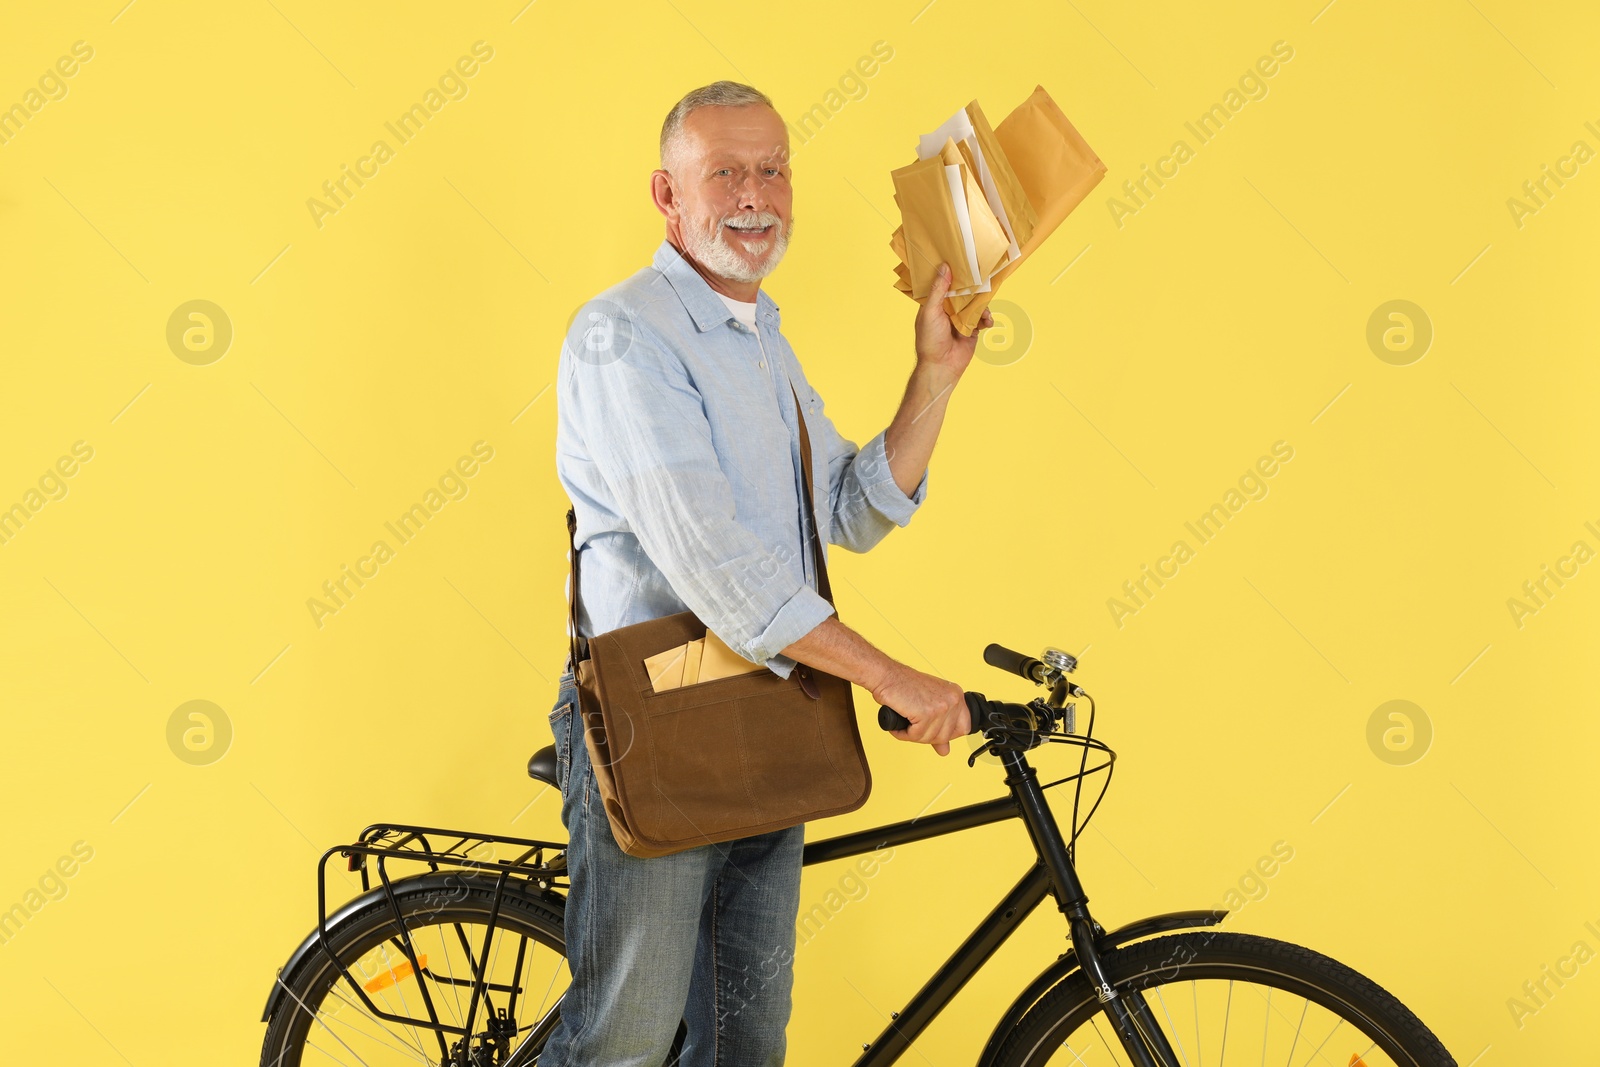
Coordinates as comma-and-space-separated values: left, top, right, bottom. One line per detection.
258, 641, 1457, 1066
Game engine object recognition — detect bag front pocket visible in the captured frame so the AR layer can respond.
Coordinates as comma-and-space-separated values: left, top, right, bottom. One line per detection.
637, 682, 858, 841
638, 664, 805, 718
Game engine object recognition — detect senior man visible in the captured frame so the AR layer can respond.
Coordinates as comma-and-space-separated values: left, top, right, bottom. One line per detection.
545, 80, 990, 1066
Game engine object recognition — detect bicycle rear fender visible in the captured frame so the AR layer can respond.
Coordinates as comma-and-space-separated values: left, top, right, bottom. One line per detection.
976, 908, 1228, 1067
260, 869, 560, 1023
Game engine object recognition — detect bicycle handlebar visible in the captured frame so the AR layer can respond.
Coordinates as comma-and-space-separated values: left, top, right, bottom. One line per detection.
877, 692, 984, 734
874, 642, 1072, 739
876, 692, 1037, 735
983, 642, 1049, 684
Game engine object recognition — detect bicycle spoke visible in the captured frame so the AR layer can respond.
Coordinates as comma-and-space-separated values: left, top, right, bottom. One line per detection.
1296, 1015, 1347, 1067
274, 975, 379, 1067
1029, 978, 1412, 1067
1259, 988, 1269, 1067
1089, 1016, 1120, 1064
319, 982, 434, 1064
307, 1035, 368, 1066
1248, 985, 1343, 1067
372, 942, 445, 1061
504, 934, 529, 1022
271, 911, 567, 1067
434, 926, 471, 1031
450, 922, 487, 1033
1192, 983, 1201, 1067
536, 951, 564, 1018
1152, 985, 1191, 1067
1059, 1041, 1094, 1067
1283, 1000, 1307, 1067
467, 900, 505, 1034
1219, 980, 1233, 1067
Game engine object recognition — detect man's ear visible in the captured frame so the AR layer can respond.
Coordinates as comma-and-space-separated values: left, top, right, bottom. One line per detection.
651, 169, 677, 220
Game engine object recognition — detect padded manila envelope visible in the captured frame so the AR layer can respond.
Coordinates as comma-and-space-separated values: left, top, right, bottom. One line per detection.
680, 639, 704, 686
698, 628, 764, 683
887, 85, 1105, 334
643, 628, 762, 692
644, 642, 689, 691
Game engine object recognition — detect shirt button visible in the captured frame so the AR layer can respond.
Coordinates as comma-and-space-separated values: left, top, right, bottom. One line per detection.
758, 360, 766, 368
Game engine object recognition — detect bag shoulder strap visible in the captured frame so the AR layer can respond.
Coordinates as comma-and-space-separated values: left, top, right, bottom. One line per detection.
789, 380, 834, 605
566, 505, 587, 669
566, 378, 833, 666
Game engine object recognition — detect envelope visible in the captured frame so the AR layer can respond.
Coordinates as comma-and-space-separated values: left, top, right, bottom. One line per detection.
939, 137, 1011, 295
888, 86, 1105, 336
699, 627, 761, 681
644, 640, 690, 690
889, 97, 1035, 306
891, 136, 1012, 300
918, 104, 1033, 270
967, 98, 1037, 254
644, 627, 764, 692
890, 152, 974, 298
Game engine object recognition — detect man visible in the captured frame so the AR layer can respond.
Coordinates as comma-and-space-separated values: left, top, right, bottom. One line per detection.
545, 80, 991, 1066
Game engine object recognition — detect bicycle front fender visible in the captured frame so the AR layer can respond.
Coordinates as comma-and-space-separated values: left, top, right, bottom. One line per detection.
259, 868, 558, 1023
975, 908, 1228, 1067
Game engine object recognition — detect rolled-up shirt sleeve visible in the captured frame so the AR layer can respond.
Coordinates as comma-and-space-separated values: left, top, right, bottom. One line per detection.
796, 379, 929, 554
569, 322, 835, 678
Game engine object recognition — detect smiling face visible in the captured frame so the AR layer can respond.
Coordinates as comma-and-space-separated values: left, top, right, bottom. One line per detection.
652, 103, 794, 298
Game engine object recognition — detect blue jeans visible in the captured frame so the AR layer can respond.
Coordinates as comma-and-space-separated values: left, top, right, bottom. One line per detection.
540, 662, 806, 1067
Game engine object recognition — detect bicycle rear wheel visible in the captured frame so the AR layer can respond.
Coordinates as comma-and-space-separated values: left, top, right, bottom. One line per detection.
259, 873, 684, 1066
991, 932, 1454, 1067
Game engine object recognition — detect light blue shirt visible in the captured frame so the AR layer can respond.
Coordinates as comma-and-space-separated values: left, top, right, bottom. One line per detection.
556, 239, 929, 679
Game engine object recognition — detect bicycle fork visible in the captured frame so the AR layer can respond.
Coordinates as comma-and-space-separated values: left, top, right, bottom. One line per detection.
1001, 750, 1183, 1067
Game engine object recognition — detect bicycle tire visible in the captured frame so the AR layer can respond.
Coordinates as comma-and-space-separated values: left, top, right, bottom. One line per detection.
259, 873, 685, 1066
990, 931, 1454, 1067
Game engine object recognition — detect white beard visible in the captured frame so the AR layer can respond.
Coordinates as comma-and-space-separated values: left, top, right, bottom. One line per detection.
682, 211, 793, 283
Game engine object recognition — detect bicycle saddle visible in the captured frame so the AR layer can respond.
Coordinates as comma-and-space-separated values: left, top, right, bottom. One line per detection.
527, 745, 559, 787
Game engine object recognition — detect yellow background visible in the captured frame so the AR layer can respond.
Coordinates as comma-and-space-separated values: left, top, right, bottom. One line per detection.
2, 0, 1595, 1062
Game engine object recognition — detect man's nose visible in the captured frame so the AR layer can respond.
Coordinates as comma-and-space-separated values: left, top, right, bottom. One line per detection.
733, 172, 770, 212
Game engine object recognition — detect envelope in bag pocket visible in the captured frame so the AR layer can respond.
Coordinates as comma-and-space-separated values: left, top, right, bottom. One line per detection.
644, 628, 763, 692
698, 628, 763, 682
644, 642, 689, 691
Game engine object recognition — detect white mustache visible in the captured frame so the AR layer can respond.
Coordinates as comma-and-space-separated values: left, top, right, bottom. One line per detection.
721, 213, 781, 231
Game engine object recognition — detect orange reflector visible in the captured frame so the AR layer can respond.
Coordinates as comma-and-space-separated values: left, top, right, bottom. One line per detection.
364, 954, 427, 993
1349, 1056, 1369, 1067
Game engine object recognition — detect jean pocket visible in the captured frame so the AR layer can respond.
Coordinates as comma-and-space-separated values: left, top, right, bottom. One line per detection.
548, 689, 576, 793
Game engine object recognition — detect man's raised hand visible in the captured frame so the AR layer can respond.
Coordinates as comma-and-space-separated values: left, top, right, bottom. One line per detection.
913, 261, 995, 375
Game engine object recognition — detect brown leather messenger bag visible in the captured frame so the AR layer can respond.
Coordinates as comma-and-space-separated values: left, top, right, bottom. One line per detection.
563, 381, 871, 858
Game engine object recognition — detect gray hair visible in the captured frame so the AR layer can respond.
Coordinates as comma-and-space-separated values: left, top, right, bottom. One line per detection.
659, 81, 776, 173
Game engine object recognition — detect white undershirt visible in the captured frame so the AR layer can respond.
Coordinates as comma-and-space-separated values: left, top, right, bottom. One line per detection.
715, 290, 759, 331
716, 289, 770, 374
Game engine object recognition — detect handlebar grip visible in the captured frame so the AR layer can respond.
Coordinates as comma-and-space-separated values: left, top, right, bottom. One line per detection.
877, 706, 911, 731
984, 643, 1044, 683
878, 693, 993, 735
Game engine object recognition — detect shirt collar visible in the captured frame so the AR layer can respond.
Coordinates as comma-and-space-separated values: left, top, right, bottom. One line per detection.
652, 239, 781, 333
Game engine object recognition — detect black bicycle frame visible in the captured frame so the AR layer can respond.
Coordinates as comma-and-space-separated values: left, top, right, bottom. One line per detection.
800, 744, 1199, 1067
276, 742, 1218, 1067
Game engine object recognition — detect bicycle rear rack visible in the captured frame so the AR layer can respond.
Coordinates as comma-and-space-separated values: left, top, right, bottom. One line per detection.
304, 823, 569, 1054
318, 822, 568, 941
333, 822, 566, 884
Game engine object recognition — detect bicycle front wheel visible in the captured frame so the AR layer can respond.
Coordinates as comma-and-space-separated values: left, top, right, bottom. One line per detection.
992, 932, 1455, 1067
